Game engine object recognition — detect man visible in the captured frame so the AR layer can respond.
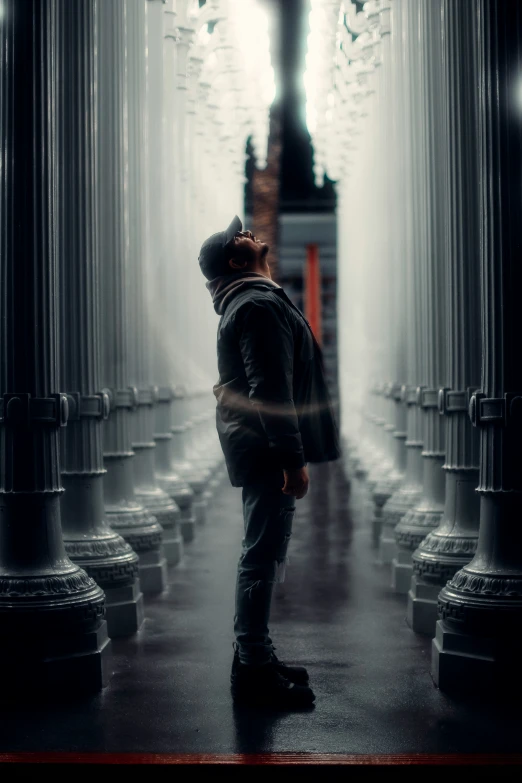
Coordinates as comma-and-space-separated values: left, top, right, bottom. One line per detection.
199, 215, 341, 708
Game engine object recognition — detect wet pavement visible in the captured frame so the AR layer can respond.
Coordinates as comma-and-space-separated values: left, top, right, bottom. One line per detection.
1, 460, 522, 755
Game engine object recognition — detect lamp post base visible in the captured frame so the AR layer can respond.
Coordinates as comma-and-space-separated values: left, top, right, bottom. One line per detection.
372, 506, 383, 547
378, 533, 398, 564
162, 531, 184, 565
391, 550, 413, 594
137, 548, 168, 595
105, 578, 145, 637
0, 621, 112, 697
431, 620, 522, 696
406, 576, 439, 635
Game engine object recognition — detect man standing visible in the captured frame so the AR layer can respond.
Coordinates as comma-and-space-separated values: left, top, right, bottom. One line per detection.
199, 216, 341, 708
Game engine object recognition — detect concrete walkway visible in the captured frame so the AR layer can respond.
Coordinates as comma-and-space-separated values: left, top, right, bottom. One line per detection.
1, 461, 521, 755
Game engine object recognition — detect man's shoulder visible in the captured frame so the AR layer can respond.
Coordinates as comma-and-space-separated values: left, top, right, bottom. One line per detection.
223, 287, 284, 321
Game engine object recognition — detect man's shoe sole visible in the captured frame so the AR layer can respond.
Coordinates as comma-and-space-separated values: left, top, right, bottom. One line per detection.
231, 654, 310, 687
231, 688, 316, 708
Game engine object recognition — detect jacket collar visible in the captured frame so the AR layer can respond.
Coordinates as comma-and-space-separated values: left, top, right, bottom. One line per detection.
206, 271, 280, 315
272, 288, 314, 331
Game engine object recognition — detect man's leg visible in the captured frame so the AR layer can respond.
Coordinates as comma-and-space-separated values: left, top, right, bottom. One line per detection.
234, 469, 295, 666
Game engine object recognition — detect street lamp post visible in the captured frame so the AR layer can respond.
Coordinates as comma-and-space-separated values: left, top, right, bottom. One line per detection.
147, 0, 196, 547
58, 0, 143, 637
126, 0, 183, 568
377, 0, 424, 568
0, 0, 110, 693
407, 0, 481, 636
98, 0, 166, 596
392, 0, 447, 596
432, 0, 522, 695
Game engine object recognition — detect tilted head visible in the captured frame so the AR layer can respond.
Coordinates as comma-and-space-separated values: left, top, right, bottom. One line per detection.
198, 215, 271, 281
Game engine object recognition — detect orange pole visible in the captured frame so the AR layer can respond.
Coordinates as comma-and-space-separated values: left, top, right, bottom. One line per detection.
305, 243, 322, 345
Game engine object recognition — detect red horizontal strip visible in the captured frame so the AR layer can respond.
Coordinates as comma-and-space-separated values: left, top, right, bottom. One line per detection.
0, 753, 521, 765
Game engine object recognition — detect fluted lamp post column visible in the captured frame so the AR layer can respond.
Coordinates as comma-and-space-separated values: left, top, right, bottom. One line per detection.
147, 0, 195, 558
432, 0, 522, 695
407, 0, 481, 636
164, 2, 207, 536
392, 0, 447, 595
58, 0, 143, 638
0, 0, 110, 693
379, 0, 424, 566
365, 7, 407, 544
126, 0, 183, 568
371, 3, 407, 545
98, 0, 166, 595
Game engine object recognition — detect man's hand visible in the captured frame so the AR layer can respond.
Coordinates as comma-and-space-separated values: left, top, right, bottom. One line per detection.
282, 466, 309, 499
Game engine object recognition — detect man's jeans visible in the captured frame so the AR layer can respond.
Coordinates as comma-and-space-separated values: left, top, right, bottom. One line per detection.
234, 469, 296, 666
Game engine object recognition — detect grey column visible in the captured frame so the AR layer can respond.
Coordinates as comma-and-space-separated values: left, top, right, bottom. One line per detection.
379, 0, 424, 565
432, 0, 522, 695
0, 0, 110, 693
57, 0, 143, 638
171, 387, 209, 532
372, 385, 407, 547
371, 11, 407, 546
98, 0, 166, 595
407, 0, 481, 635
362, 247, 392, 495
162, 6, 205, 538
147, 0, 195, 558
392, 0, 447, 595
126, 0, 182, 568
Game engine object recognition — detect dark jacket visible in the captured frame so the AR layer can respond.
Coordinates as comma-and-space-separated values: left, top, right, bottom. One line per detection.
211, 276, 342, 487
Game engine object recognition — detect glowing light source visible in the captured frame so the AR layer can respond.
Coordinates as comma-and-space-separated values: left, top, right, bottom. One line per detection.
192, 0, 275, 171
304, 0, 387, 185
515, 73, 522, 115
230, 0, 276, 107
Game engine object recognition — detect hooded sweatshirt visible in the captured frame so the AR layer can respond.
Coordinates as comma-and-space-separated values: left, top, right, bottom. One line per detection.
205, 271, 281, 315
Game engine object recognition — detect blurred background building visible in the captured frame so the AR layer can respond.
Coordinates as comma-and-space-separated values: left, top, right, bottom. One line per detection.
245, 0, 339, 413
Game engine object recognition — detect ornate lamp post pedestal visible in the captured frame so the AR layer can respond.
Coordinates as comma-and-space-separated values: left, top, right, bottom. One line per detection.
0, 481, 112, 694
365, 389, 394, 494
171, 389, 208, 534
61, 471, 143, 637
132, 401, 183, 567
433, 493, 522, 693
407, 467, 479, 635
392, 430, 445, 595
154, 387, 195, 558
103, 433, 166, 596
379, 390, 423, 565
371, 387, 407, 546
352, 405, 378, 480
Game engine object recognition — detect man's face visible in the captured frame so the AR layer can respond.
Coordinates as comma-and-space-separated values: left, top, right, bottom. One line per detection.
225, 230, 270, 269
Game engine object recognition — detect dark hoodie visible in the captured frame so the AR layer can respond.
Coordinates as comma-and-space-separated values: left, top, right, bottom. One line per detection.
207, 270, 342, 486
206, 271, 281, 315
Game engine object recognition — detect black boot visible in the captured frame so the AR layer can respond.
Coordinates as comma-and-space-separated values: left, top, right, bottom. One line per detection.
231, 659, 315, 708
271, 647, 309, 685
232, 644, 309, 686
